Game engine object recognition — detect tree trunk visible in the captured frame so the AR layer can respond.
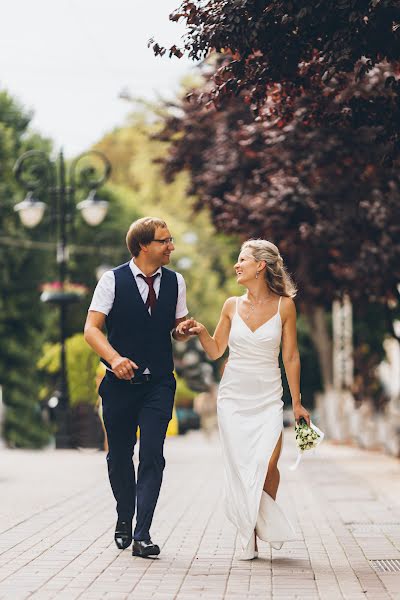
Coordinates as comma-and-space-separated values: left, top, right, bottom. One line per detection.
302, 304, 345, 439
302, 305, 333, 391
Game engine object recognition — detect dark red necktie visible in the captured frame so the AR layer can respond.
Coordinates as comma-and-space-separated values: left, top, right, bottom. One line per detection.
138, 273, 159, 312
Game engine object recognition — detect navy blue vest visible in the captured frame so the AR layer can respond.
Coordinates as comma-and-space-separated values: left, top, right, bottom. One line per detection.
103, 263, 178, 376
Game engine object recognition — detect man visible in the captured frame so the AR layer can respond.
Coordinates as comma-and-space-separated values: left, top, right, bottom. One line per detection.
84, 217, 191, 558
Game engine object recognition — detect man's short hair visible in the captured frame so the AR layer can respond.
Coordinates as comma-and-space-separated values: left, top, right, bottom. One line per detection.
126, 217, 168, 257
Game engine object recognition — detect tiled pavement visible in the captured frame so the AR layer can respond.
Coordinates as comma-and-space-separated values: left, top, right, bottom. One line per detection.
1, 429, 400, 599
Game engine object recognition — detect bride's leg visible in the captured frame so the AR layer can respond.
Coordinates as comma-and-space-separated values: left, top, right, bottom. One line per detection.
263, 432, 283, 500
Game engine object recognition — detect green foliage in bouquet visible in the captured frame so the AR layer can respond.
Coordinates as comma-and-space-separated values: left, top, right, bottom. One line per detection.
38, 334, 99, 407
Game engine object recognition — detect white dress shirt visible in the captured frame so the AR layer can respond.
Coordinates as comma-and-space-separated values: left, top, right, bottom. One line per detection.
89, 259, 188, 373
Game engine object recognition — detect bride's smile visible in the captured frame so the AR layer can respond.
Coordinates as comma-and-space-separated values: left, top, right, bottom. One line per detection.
235, 252, 259, 283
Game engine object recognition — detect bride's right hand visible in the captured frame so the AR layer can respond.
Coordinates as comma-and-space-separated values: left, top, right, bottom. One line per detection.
188, 320, 205, 336
176, 318, 205, 336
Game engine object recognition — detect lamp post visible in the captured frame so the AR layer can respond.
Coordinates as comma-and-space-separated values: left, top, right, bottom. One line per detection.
13, 149, 111, 448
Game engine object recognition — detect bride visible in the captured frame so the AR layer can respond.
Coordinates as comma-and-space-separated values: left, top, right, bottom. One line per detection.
176, 239, 310, 559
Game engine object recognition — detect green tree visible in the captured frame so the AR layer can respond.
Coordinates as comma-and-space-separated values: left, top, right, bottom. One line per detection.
38, 334, 99, 407
0, 91, 53, 447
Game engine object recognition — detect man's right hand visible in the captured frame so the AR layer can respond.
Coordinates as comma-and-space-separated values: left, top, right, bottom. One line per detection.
110, 355, 139, 380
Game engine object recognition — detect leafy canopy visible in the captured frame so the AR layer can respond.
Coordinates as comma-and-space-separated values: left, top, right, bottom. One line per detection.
157, 69, 400, 311
152, 1, 400, 156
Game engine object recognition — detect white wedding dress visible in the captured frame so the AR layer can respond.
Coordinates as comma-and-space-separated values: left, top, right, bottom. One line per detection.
217, 296, 296, 557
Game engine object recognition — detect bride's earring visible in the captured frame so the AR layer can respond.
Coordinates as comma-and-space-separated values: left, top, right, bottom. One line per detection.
255, 271, 259, 279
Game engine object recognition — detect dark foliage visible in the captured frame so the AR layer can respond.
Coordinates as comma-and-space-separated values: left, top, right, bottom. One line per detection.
158, 66, 400, 311
152, 0, 400, 156
157, 64, 400, 404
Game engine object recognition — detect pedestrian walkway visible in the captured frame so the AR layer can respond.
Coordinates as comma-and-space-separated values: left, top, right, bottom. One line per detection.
1, 429, 400, 600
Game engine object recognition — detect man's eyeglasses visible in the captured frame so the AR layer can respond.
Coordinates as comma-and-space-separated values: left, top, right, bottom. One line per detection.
152, 237, 174, 245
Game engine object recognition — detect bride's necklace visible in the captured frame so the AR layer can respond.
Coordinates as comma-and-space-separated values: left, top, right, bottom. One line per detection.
244, 292, 272, 320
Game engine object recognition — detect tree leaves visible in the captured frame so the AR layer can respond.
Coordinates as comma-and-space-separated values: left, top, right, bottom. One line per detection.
153, 0, 400, 156
157, 65, 400, 310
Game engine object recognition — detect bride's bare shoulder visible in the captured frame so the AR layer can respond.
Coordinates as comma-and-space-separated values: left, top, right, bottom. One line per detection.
280, 295, 296, 306
280, 296, 297, 319
222, 296, 239, 319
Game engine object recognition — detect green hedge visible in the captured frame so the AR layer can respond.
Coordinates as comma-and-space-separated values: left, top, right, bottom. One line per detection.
38, 334, 99, 407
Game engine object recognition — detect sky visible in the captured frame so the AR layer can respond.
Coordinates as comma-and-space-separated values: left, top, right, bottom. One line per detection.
0, 0, 193, 156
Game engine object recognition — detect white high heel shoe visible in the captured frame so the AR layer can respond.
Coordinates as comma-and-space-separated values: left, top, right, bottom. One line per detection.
239, 533, 258, 560
256, 490, 296, 549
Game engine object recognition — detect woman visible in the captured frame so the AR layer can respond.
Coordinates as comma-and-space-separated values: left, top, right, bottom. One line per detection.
176, 239, 310, 559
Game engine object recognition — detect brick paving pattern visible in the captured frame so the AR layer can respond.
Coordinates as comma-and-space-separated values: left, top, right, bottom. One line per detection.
1, 430, 400, 599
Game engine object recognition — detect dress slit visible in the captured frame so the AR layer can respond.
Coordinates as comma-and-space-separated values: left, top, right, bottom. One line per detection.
263, 430, 283, 496
241, 427, 284, 549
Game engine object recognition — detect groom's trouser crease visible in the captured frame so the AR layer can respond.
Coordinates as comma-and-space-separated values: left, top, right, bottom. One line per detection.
100, 374, 175, 541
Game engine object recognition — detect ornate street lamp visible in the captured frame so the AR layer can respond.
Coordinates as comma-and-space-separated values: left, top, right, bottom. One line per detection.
13, 149, 111, 448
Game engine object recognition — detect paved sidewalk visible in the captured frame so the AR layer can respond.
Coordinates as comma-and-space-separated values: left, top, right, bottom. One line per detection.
1, 430, 400, 600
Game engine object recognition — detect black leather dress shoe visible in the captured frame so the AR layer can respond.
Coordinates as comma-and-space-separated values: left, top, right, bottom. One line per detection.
114, 520, 132, 549
132, 539, 160, 558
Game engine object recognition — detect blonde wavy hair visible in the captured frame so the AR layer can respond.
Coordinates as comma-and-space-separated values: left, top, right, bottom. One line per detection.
241, 239, 297, 298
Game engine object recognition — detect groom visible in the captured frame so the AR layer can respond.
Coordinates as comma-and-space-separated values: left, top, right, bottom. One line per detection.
84, 217, 191, 557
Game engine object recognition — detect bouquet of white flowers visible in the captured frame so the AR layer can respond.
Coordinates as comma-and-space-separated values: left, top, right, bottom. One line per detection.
289, 417, 324, 471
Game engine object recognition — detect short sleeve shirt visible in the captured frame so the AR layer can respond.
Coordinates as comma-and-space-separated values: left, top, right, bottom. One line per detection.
89, 259, 188, 318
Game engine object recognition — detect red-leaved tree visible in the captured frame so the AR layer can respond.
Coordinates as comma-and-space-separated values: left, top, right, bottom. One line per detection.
157, 65, 400, 395
152, 0, 400, 159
